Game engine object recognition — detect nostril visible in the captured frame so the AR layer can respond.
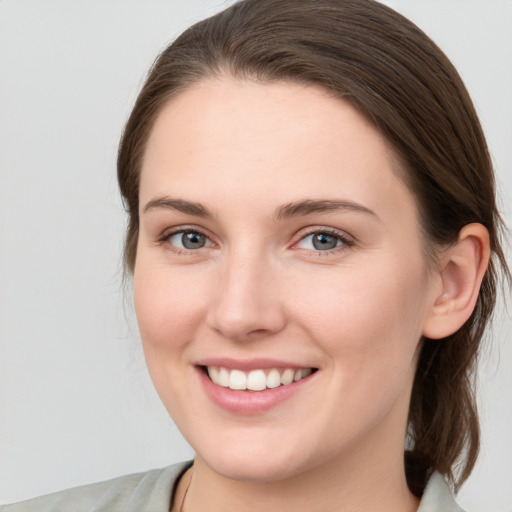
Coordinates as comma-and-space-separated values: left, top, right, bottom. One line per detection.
247, 328, 271, 337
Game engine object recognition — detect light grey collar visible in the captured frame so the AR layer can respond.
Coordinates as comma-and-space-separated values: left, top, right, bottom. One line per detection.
417, 472, 465, 512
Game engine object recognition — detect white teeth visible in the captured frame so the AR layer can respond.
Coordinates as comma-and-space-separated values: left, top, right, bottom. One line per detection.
206, 366, 314, 391
266, 369, 281, 389
247, 370, 267, 391
229, 369, 247, 390
217, 367, 230, 387
280, 368, 294, 385
208, 366, 219, 383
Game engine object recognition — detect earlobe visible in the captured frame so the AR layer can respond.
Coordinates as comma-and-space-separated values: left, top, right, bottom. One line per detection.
422, 223, 490, 340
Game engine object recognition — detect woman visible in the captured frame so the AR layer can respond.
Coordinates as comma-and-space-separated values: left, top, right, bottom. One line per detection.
3, 0, 509, 511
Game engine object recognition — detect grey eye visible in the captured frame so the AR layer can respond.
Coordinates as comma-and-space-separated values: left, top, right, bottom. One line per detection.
312, 233, 339, 250
169, 230, 211, 250
296, 231, 344, 251
183, 231, 206, 249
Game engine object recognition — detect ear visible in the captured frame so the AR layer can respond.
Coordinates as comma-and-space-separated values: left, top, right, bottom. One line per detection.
422, 223, 491, 340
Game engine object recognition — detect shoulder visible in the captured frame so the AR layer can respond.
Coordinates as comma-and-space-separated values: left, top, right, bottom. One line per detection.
417, 472, 466, 512
1, 461, 192, 512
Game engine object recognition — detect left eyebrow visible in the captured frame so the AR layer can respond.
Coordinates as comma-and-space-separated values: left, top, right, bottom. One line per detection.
142, 197, 214, 218
273, 199, 380, 222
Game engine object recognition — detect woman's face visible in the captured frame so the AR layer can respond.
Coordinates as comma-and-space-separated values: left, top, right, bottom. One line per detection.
134, 78, 439, 481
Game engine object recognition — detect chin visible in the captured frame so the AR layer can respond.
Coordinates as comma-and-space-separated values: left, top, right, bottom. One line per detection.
192, 430, 321, 483
204, 453, 306, 483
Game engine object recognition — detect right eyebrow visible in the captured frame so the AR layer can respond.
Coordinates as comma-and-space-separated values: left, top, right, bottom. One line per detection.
273, 198, 380, 222
142, 197, 214, 218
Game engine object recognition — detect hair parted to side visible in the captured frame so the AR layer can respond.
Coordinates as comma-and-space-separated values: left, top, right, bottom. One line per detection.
118, 0, 510, 497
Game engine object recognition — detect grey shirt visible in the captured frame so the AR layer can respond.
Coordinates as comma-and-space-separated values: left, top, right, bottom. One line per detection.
1, 461, 464, 512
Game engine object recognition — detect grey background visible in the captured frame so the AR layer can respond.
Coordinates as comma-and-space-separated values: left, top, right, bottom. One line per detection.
0, 1, 510, 510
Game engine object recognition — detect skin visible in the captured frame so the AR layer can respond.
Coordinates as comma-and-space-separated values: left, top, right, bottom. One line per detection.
133, 78, 488, 512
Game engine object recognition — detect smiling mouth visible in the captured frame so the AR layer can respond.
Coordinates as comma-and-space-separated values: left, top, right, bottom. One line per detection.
202, 366, 317, 391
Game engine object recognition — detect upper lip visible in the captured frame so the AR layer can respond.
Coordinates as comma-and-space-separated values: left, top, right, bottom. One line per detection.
196, 357, 317, 371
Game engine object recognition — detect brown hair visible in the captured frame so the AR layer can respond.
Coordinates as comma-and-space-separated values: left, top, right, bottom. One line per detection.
117, 0, 510, 496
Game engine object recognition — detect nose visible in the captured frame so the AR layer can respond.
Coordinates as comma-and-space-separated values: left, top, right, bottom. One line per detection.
206, 251, 286, 341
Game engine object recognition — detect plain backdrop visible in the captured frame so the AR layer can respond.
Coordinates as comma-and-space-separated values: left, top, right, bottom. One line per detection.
0, 1, 511, 510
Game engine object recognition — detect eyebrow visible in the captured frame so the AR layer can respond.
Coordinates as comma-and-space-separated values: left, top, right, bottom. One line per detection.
273, 199, 379, 221
143, 197, 214, 218
142, 196, 379, 222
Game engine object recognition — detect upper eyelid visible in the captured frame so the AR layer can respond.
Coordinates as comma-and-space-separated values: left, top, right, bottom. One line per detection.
160, 225, 214, 241
294, 226, 354, 242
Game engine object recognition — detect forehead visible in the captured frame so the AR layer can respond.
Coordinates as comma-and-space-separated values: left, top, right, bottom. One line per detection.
140, 77, 414, 221
145, 78, 385, 159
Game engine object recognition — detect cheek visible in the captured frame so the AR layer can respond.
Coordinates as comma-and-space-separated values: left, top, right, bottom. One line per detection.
133, 258, 214, 420
133, 259, 211, 354
292, 261, 429, 438
293, 256, 429, 377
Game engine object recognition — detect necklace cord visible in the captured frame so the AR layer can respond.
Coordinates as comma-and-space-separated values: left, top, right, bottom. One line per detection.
178, 469, 193, 512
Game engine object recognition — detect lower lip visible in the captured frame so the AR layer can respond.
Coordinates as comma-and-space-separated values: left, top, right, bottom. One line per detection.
196, 367, 315, 415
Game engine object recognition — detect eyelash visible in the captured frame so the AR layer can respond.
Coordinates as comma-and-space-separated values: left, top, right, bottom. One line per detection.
293, 228, 354, 256
157, 226, 354, 256
157, 226, 216, 256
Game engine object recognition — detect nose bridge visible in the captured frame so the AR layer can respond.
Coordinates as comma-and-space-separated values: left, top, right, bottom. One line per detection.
207, 244, 285, 340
